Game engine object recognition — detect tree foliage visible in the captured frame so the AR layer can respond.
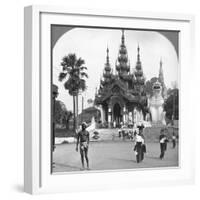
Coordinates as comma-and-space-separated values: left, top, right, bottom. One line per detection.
54, 100, 72, 128
59, 53, 88, 96
58, 53, 88, 130
164, 88, 179, 120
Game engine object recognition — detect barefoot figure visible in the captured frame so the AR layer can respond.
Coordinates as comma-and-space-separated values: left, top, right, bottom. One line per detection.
76, 122, 90, 170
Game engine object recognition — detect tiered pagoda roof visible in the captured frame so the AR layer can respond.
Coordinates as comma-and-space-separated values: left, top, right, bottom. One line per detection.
95, 30, 147, 107
134, 45, 145, 85
115, 30, 130, 77
100, 47, 114, 87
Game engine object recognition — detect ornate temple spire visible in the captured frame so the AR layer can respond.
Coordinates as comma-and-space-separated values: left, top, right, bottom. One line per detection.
95, 87, 98, 95
104, 46, 111, 72
135, 44, 142, 70
106, 46, 109, 65
160, 57, 162, 66
158, 58, 167, 99
137, 44, 140, 62
159, 58, 164, 83
135, 45, 143, 76
134, 45, 145, 87
121, 29, 125, 46
115, 30, 130, 76
103, 47, 112, 83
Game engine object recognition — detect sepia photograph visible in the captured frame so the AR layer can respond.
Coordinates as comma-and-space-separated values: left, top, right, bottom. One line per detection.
51, 26, 179, 173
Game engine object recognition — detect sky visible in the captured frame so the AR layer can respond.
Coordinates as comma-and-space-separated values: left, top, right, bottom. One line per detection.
53, 27, 179, 112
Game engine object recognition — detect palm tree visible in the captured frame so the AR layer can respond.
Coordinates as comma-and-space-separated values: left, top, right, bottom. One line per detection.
58, 53, 88, 131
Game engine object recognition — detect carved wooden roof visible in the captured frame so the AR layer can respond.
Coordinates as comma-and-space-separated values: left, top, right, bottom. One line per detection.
95, 78, 147, 106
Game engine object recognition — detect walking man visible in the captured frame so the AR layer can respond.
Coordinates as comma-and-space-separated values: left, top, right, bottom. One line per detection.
172, 131, 176, 148
134, 125, 146, 163
76, 122, 90, 170
159, 128, 168, 159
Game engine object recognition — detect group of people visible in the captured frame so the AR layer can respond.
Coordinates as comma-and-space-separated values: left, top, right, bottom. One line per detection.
134, 125, 177, 163
75, 122, 177, 170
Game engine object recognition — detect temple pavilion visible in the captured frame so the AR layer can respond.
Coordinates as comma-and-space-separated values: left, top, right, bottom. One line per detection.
95, 30, 148, 128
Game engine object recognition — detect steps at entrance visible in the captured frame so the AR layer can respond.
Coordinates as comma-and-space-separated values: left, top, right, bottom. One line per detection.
91, 126, 178, 142
55, 126, 179, 145
90, 128, 119, 141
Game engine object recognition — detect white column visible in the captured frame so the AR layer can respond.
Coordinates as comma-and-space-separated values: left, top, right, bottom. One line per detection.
129, 111, 133, 124
133, 108, 136, 127
99, 105, 104, 123
102, 108, 105, 123
135, 109, 139, 125
108, 107, 112, 128
123, 106, 125, 123
123, 106, 127, 124
140, 110, 144, 122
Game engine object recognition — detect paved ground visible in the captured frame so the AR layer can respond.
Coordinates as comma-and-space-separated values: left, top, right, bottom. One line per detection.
52, 141, 179, 173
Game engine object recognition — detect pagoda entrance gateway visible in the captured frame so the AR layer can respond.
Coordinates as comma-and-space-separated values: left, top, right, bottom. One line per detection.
95, 30, 148, 128
113, 103, 122, 127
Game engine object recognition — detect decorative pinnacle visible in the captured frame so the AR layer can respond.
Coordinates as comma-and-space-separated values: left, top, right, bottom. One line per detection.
159, 57, 164, 82
160, 57, 163, 67
121, 29, 125, 45
159, 58, 163, 73
137, 44, 140, 62
95, 87, 98, 95
106, 46, 109, 64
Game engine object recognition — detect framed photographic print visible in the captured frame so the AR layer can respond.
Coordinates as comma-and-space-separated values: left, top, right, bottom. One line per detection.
24, 5, 195, 194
